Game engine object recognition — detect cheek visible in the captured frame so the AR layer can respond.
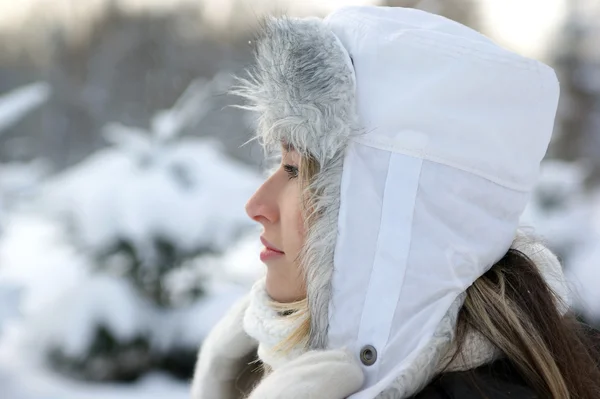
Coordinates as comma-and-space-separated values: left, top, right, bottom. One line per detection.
293, 188, 308, 249
283, 205, 305, 258
282, 188, 306, 258
296, 207, 306, 239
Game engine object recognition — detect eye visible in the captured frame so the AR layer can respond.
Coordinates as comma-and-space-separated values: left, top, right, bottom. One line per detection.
283, 164, 299, 180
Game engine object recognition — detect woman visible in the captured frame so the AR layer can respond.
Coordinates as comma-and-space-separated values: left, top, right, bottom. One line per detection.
192, 6, 600, 399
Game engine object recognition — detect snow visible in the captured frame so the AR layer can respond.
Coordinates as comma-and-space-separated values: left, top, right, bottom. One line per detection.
0, 161, 48, 200
0, 76, 265, 396
0, 213, 90, 319
0, 82, 51, 135
43, 275, 155, 358
198, 231, 265, 286
0, 211, 260, 398
42, 138, 260, 257
521, 160, 600, 322
156, 282, 248, 351
0, 345, 190, 399
0, 111, 265, 397
0, 282, 20, 331
0, 133, 264, 353
565, 187, 600, 321
521, 159, 594, 259
42, 71, 261, 260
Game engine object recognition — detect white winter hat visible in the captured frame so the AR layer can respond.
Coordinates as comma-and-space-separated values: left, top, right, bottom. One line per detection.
236, 6, 560, 398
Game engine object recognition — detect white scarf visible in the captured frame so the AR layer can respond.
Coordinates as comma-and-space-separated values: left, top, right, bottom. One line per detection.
243, 278, 309, 370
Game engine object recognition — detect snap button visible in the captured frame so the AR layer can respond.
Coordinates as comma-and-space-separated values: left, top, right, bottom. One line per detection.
360, 345, 377, 366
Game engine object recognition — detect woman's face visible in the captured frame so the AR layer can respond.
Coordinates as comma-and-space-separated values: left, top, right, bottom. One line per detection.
245, 146, 307, 303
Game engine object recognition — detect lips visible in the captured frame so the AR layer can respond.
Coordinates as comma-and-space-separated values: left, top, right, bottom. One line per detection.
260, 236, 284, 262
260, 236, 284, 254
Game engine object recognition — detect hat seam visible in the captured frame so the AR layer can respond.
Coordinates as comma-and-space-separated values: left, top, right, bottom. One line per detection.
353, 135, 531, 192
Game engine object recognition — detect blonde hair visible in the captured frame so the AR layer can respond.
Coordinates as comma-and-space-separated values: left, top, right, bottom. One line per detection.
267, 298, 310, 353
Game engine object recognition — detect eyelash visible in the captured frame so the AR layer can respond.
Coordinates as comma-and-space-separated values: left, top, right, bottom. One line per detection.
283, 164, 299, 179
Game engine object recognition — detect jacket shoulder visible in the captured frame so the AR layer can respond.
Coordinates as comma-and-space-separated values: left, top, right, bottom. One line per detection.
410, 359, 537, 399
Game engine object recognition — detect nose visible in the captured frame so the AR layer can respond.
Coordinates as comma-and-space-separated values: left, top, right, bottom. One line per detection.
245, 174, 279, 226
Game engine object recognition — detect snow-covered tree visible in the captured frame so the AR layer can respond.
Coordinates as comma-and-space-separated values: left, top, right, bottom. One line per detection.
3, 73, 264, 381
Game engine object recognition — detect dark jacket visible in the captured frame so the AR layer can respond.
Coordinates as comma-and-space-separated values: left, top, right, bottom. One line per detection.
412, 359, 536, 399
411, 323, 600, 399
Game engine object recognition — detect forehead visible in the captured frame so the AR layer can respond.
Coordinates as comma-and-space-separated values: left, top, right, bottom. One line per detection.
281, 140, 296, 153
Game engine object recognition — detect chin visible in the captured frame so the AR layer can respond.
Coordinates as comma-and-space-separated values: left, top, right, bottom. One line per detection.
264, 276, 286, 302
265, 274, 306, 303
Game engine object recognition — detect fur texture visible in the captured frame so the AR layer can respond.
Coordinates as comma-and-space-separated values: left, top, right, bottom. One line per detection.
246, 349, 364, 399
191, 295, 259, 399
232, 16, 360, 349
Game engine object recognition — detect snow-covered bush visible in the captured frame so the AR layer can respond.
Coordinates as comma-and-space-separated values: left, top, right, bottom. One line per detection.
0, 74, 264, 382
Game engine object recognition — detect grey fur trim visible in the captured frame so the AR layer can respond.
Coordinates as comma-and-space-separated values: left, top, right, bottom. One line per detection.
232, 16, 359, 349
232, 16, 357, 165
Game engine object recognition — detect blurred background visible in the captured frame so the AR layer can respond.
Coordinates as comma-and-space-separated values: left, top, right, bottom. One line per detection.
0, 0, 598, 397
